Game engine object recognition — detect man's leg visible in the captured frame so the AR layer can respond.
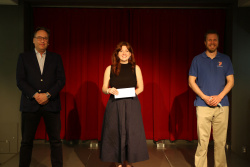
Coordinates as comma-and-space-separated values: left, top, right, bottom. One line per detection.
195, 107, 214, 167
43, 110, 63, 167
19, 111, 41, 167
212, 106, 229, 167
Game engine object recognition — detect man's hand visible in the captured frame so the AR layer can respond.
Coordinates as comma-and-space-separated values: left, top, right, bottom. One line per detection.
34, 93, 49, 105
209, 95, 222, 107
202, 95, 212, 106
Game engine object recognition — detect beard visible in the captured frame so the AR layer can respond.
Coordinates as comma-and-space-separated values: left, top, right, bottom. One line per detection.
206, 45, 218, 53
207, 48, 217, 53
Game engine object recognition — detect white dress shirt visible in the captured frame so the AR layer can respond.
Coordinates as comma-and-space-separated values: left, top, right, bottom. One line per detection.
35, 48, 46, 74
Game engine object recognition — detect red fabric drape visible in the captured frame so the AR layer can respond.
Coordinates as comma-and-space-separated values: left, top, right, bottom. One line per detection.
33, 8, 226, 141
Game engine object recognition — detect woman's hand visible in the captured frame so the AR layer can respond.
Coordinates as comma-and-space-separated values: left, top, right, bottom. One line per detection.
107, 87, 119, 95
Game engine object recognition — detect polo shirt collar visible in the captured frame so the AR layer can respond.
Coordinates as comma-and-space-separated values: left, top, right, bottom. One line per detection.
202, 51, 221, 59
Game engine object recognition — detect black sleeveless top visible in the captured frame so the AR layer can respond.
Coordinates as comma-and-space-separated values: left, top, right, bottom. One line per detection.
110, 63, 137, 89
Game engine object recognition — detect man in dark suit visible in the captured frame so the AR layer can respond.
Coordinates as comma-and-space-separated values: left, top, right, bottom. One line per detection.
16, 27, 65, 167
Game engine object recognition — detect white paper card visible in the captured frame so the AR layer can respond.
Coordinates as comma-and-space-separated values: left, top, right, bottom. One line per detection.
114, 87, 136, 99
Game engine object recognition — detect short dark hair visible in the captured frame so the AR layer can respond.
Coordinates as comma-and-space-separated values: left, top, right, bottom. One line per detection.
204, 30, 219, 41
34, 27, 50, 37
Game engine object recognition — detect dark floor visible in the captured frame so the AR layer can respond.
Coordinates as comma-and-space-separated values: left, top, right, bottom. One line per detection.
1, 140, 249, 167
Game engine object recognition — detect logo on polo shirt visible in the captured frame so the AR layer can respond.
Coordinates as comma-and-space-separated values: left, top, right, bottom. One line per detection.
217, 61, 223, 67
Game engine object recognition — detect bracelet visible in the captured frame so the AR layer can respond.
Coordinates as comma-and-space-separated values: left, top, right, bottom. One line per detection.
107, 88, 109, 94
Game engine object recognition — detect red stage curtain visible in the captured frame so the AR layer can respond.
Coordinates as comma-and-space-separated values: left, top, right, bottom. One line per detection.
33, 8, 226, 141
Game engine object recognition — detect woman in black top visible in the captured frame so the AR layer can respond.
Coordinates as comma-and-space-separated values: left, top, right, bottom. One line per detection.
100, 42, 149, 167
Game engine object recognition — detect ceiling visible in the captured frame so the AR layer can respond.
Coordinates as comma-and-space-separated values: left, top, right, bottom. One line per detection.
0, 0, 250, 6
0, 0, 18, 5
238, 0, 250, 6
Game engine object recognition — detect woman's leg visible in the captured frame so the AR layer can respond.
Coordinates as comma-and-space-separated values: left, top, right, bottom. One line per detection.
124, 161, 133, 167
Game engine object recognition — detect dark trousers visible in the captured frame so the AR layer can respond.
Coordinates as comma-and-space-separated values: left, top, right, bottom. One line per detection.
19, 108, 63, 167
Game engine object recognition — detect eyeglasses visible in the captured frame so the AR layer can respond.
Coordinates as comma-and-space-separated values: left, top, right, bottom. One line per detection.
34, 36, 49, 41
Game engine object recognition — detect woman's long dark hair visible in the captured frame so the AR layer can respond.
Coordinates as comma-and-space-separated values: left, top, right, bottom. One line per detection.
111, 41, 136, 76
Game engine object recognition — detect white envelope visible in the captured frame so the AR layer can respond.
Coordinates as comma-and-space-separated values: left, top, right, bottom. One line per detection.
114, 87, 136, 99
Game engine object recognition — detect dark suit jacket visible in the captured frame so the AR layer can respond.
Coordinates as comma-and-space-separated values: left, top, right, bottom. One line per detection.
16, 50, 65, 112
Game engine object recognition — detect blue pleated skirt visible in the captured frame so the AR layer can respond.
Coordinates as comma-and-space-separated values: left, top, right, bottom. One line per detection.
100, 95, 149, 163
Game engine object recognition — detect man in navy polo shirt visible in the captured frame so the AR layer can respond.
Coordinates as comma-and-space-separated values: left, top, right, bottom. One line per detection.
189, 30, 234, 167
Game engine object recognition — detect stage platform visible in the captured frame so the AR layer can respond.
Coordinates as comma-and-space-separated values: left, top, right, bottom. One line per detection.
1, 140, 249, 167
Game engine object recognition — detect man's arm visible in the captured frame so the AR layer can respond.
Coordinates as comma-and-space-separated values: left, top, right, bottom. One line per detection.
210, 74, 234, 106
16, 53, 37, 99
188, 75, 212, 106
47, 54, 66, 99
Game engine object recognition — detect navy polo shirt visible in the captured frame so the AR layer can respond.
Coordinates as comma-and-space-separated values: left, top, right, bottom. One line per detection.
189, 51, 234, 106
